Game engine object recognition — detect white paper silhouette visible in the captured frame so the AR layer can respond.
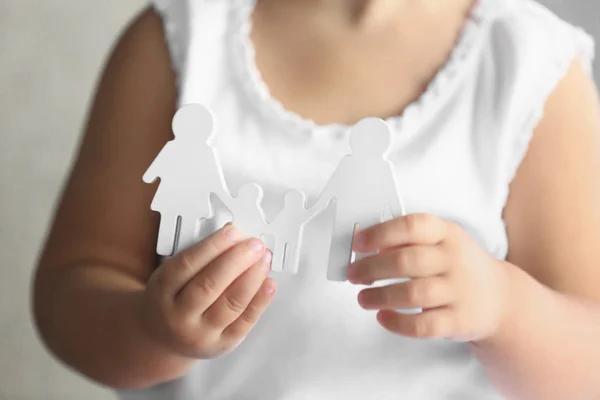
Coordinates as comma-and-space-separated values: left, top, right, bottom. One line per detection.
312, 117, 405, 281
143, 104, 407, 283
268, 190, 317, 274
143, 104, 230, 255
219, 183, 270, 242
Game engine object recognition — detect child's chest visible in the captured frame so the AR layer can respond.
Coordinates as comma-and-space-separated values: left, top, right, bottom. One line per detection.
248, 5, 463, 128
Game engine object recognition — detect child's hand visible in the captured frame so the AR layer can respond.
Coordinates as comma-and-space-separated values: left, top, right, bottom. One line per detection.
139, 225, 276, 359
347, 214, 510, 342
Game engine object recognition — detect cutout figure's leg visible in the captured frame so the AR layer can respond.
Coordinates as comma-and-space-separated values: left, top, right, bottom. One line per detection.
157, 213, 178, 256
271, 238, 286, 273
283, 233, 302, 274
209, 193, 232, 229
354, 214, 383, 262
197, 218, 216, 242
176, 217, 199, 253
327, 221, 355, 282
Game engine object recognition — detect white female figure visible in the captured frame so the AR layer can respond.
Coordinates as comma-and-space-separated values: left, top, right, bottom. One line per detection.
143, 104, 230, 255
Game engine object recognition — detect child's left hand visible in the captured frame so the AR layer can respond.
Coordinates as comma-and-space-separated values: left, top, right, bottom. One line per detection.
347, 214, 510, 342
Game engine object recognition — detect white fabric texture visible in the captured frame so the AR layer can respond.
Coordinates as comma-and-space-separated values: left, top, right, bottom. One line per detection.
118, 0, 595, 398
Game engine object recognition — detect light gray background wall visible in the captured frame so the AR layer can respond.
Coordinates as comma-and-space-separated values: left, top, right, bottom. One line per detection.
0, 1, 598, 399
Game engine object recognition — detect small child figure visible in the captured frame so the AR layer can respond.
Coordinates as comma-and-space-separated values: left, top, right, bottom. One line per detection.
221, 183, 270, 243
269, 190, 316, 274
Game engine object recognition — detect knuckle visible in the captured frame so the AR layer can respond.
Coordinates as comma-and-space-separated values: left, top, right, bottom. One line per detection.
239, 299, 262, 325
239, 309, 258, 326
206, 233, 223, 254
225, 323, 249, 342
167, 315, 196, 347
220, 332, 248, 355
180, 253, 196, 273
171, 317, 215, 353
421, 213, 437, 227
196, 274, 218, 297
222, 294, 247, 315
406, 281, 431, 305
393, 250, 410, 275
405, 283, 421, 305
189, 334, 215, 355
411, 317, 434, 338
410, 248, 427, 268
428, 318, 444, 338
379, 287, 392, 306
404, 214, 421, 236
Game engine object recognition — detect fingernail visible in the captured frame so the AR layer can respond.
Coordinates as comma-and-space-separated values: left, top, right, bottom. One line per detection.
265, 284, 276, 296
357, 291, 368, 308
247, 238, 264, 253
262, 250, 272, 268
223, 224, 241, 241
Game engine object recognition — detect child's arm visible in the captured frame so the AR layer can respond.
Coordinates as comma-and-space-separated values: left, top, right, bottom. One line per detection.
32, 8, 183, 388
469, 59, 600, 399
33, 8, 275, 389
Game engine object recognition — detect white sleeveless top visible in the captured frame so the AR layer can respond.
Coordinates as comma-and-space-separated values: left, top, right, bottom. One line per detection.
118, 0, 595, 398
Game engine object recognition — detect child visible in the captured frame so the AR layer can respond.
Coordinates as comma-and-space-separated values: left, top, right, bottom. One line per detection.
269, 189, 313, 274
32, 0, 600, 399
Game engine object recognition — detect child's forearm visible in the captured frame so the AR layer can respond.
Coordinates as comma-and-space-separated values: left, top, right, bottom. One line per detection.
470, 262, 600, 399
33, 264, 195, 389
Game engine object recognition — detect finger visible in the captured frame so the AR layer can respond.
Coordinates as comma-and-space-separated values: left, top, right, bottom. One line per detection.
202, 251, 272, 328
357, 277, 454, 310
354, 213, 448, 252
155, 224, 243, 297
176, 238, 266, 316
376, 307, 455, 339
221, 277, 277, 343
347, 245, 447, 284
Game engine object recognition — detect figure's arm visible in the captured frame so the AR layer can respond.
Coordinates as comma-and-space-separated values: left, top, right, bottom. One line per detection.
142, 143, 171, 184
470, 60, 600, 399
304, 201, 329, 223
310, 158, 350, 215
32, 9, 194, 389
214, 182, 235, 212
217, 192, 235, 216
312, 192, 332, 212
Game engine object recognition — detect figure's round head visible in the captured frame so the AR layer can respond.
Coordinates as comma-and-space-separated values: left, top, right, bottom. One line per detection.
349, 117, 392, 158
237, 183, 263, 203
283, 189, 306, 209
172, 104, 215, 141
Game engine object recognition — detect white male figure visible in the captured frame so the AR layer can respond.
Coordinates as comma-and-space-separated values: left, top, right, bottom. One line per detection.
143, 104, 231, 255
269, 189, 315, 274
314, 117, 406, 281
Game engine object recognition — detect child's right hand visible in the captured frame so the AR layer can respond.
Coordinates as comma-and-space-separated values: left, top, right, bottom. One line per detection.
139, 224, 275, 360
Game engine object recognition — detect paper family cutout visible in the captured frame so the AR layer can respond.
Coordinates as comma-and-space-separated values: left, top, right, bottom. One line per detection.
144, 104, 406, 281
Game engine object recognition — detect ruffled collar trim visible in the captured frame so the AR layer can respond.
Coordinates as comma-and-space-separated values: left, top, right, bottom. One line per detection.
229, 0, 499, 145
